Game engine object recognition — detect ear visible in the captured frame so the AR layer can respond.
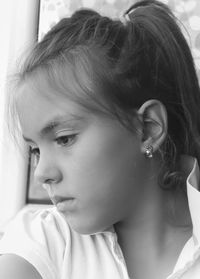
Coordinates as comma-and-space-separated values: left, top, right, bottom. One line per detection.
137, 99, 168, 155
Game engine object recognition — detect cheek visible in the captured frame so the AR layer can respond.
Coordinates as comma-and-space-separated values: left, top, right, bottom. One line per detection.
66, 158, 144, 235
66, 138, 145, 217
60, 125, 146, 234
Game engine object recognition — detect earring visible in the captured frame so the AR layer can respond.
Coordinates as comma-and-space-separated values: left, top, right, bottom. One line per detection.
145, 145, 153, 158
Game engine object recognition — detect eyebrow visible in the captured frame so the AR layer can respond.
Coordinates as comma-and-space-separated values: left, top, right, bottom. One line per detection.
23, 115, 85, 143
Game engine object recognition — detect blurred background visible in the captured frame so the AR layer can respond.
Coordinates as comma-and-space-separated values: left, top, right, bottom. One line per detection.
0, 0, 199, 231
38, 0, 200, 74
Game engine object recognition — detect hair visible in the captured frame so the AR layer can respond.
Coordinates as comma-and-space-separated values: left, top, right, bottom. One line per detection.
9, 0, 200, 195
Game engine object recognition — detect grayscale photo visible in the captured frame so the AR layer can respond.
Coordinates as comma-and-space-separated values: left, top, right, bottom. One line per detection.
0, 0, 200, 278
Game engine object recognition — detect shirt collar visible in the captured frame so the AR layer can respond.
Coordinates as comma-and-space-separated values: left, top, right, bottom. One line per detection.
187, 157, 200, 245
170, 157, 200, 276
88, 225, 115, 236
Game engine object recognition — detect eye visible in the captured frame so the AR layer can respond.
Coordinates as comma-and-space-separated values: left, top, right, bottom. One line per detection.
55, 134, 77, 147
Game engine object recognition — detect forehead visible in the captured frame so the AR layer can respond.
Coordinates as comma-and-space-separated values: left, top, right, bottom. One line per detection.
16, 74, 88, 113
16, 60, 114, 122
16, 78, 90, 137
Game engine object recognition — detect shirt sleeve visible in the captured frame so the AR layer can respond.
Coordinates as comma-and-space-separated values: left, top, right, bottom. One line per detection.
0, 206, 68, 279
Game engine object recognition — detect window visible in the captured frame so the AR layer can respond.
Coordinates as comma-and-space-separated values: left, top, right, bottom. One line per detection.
0, 0, 40, 230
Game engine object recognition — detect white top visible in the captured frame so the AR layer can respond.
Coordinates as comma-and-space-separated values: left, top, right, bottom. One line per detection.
0, 159, 200, 279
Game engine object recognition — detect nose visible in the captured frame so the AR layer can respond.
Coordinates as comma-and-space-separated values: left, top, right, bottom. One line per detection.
34, 152, 63, 186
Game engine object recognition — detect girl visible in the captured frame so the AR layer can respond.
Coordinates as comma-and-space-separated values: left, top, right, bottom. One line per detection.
0, 0, 200, 278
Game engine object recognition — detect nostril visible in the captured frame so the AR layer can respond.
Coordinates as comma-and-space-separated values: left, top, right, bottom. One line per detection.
34, 164, 62, 186
44, 178, 56, 184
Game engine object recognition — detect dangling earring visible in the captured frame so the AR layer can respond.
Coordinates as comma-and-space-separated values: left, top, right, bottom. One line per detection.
145, 145, 153, 158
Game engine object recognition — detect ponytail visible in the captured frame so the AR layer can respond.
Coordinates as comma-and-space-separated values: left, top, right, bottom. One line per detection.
119, 0, 200, 191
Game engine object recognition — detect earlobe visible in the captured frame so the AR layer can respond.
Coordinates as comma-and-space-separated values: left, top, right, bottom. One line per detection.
137, 99, 168, 156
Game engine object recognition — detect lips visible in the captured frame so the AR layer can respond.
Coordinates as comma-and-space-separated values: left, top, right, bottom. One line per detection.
56, 198, 75, 212
42, 184, 74, 206
51, 195, 74, 206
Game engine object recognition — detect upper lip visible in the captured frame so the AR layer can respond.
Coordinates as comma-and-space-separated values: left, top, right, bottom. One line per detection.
51, 196, 74, 205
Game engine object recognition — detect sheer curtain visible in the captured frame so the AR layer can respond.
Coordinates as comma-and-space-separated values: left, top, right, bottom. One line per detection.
0, 0, 40, 230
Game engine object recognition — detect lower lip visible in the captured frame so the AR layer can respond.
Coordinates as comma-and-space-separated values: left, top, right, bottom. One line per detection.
56, 198, 75, 212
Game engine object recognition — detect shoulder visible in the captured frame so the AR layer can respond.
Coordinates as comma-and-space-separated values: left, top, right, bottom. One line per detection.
0, 206, 71, 279
3, 205, 71, 238
0, 254, 42, 279
0, 205, 72, 252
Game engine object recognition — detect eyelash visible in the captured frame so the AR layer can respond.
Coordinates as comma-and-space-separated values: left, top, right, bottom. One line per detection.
55, 134, 77, 146
30, 134, 78, 157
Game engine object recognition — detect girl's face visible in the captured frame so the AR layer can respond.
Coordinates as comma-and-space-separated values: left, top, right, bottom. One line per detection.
17, 79, 147, 234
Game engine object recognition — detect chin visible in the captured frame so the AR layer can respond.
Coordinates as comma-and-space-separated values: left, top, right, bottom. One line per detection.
62, 210, 113, 235
70, 224, 101, 235
69, 219, 110, 235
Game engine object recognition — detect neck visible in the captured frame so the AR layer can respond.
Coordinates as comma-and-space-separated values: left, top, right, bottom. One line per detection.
114, 156, 193, 279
